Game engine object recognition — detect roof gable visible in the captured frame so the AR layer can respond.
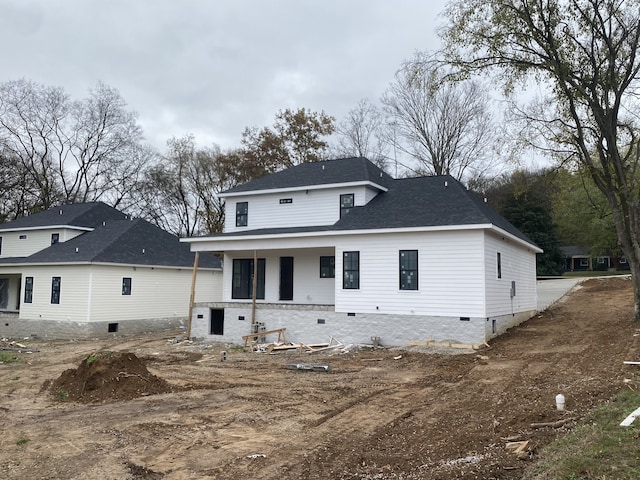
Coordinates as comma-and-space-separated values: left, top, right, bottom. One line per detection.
0, 202, 127, 231
221, 157, 393, 195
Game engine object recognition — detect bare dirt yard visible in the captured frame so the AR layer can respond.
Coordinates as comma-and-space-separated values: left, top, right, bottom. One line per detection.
1, 276, 639, 480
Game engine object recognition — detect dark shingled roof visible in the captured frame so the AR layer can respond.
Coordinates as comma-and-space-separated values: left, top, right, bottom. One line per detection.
0, 202, 127, 230
209, 170, 536, 247
22, 218, 221, 268
222, 157, 393, 195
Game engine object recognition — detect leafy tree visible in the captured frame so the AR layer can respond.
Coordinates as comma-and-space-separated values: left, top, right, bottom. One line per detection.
552, 168, 618, 256
483, 169, 565, 276
0, 79, 148, 215
442, 0, 640, 319
381, 52, 497, 182
240, 108, 335, 175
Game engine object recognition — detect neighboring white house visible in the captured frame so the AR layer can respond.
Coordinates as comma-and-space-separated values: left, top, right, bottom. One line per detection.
183, 157, 542, 347
0, 202, 222, 338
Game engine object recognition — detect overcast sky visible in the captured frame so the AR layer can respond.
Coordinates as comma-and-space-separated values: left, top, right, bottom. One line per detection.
0, 0, 449, 152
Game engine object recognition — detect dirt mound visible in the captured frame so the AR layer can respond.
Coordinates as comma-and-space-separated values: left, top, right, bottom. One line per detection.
50, 351, 172, 403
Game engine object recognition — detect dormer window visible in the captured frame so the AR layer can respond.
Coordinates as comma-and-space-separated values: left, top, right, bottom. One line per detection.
236, 202, 248, 227
340, 194, 354, 218
51, 233, 60, 245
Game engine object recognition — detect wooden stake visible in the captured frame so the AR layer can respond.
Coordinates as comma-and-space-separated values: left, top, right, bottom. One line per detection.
185, 251, 199, 340
251, 249, 258, 328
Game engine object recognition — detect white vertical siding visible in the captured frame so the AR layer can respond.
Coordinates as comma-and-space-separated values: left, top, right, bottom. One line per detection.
0, 228, 85, 258
224, 185, 381, 232
335, 230, 487, 317
222, 248, 335, 304
484, 232, 537, 316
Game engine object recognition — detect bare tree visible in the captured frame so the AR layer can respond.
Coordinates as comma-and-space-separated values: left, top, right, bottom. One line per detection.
381, 53, 497, 182
441, 0, 640, 319
137, 135, 240, 236
0, 79, 147, 213
334, 98, 391, 171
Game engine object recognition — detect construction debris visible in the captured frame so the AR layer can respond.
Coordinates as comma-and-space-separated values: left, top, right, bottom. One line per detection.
405, 339, 482, 350
285, 363, 331, 372
620, 406, 640, 426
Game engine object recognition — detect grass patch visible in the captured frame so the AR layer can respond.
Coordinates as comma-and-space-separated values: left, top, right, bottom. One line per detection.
10, 376, 20, 381
86, 354, 97, 365
57, 390, 69, 400
522, 389, 640, 479
0, 351, 18, 363
16, 438, 29, 446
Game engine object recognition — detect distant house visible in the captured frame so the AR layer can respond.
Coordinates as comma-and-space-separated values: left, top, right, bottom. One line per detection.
183, 157, 542, 347
560, 245, 629, 272
0, 202, 222, 338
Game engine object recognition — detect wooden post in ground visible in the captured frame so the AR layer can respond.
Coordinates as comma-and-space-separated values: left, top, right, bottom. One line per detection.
251, 249, 257, 328
185, 251, 199, 340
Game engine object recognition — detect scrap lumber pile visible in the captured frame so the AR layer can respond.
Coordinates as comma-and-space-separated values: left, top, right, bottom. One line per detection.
244, 332, 345, 354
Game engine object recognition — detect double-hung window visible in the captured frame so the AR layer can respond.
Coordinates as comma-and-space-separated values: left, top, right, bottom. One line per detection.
24, 277, 34, 303
122, 277, 132, 295
236, 202, 248, 227
399, 250, 418, 290
320, 256, 335, 278
343, 251, 360, 289
51, 233, 60, 245
51, 277, 61, 304
340, 194, 354, 218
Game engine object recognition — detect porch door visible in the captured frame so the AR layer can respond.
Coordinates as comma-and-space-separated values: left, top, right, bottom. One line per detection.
279, 257, 294, 301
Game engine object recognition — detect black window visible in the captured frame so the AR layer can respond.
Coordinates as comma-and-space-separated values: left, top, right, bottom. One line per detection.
497, 252, 502, 279
51, 233, 60, 245
279, 257, 294, 301
51, 276, 61, 304
122, 277, 132, 295
24, 277, 33, 303
232, 258, 265, 299
399, 250, 418, 290
320, 256, 335, 278
343, 251, 360, 289
0, 236, 2, 255
236, 202, 248, 227
340, 194, 354, 218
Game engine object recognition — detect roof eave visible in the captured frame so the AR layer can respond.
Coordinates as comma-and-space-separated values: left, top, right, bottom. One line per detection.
219, 180, 389, 198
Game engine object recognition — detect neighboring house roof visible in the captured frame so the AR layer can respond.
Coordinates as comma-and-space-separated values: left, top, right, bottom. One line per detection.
206, 171, 537, 248
0, 202, 127, 231
221, 157, 393, 195
0, 203, 221, 269
560, 246, 589, 257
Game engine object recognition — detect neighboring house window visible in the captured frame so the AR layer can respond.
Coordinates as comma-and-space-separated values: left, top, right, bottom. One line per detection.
236, 202, 248, 227
51, 276, 61, 304
320, 256, 335, 278
24, 277, 33, 303
51, 233, 60, 245
399, 250, 418, 290
580, 258, 589, 267
343, 251, 360, 289
122, 277, 132, 295
497, 252, 502, 279
620, 257, 628, 264
340, 194, 354, 218
232, 258, 265, 299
